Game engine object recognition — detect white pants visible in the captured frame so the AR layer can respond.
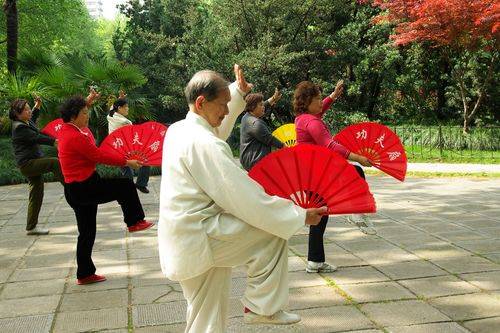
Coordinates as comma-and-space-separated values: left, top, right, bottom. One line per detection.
179, 219, 289, 333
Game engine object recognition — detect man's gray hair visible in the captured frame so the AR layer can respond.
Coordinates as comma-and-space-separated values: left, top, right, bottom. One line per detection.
184, 70, 230, 105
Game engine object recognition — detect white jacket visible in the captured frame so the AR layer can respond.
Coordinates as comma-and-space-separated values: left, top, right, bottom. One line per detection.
107, 112, 132, 134
158, 83, 306, 281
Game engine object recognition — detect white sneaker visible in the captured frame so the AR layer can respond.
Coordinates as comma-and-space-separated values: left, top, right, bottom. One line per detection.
244, 310, 301, 325
347, 214, 376, 235
306, 261, 337, 273
26, 226, 49, 235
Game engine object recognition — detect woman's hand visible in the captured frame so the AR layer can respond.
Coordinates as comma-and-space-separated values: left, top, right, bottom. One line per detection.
33, 95, 42, 109
269, 88, 282, 106
118, 90, 127, 99
348, 153, 372, 167
86, 86, 101, 106
234, 64, 253, 95
126, 159, 143, 170
329, 80, 344, 101
305, 206, 328, 225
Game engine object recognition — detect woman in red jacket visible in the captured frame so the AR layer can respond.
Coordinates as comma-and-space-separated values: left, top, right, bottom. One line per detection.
57, 89, 153, 285
294, 80, 374, 274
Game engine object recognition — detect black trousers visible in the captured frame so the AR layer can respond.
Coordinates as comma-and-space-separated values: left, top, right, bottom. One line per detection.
308, 165, 366, 262
64, 172, 145, 279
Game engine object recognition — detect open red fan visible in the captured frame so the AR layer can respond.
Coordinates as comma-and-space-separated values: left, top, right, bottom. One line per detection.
248, 144, 376, 215
100, 122, 168, 166
334, 122, 407, 181
41, 118, 91, 138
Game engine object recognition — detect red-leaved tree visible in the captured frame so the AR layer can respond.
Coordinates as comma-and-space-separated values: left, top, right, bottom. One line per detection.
372, 0, 499, 133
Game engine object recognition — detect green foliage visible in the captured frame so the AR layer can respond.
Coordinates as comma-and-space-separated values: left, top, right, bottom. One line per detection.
111, 0, 498, 131
0, 50, 149, 140
0, 0, 102, 72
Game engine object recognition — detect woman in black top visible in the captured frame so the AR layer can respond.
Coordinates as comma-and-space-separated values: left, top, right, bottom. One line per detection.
239, 89, 284, 170
10, 96, 63, 235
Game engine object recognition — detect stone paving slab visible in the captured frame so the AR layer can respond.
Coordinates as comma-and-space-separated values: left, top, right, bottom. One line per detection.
339, 281, 416, 303
0, 176, 499, 332
374, 260, 448, 280
387, 322, 471, 333
0, 295, 60, 318
53, 307, 127, 333
460, 271, 500, 291
0, 314, 53, 333
428, 293, 500, 321
462, 317, 500, 333
430, 256, 500, 274
59, 289, 128, 312
398, 275, 481, 298
327, 266, 390, 285
288, 286, 346, 309
361, 300, 452, 327
0, 279, 66, 299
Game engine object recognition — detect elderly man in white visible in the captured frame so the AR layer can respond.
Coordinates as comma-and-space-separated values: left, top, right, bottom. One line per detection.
158, 64, 326, 333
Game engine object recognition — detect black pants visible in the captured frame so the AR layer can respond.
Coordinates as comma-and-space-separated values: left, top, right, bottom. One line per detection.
308, 165, 366, 262
64, 172, 145, 279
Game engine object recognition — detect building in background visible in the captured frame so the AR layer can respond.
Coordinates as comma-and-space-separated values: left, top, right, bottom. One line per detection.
85, 0, 104, 18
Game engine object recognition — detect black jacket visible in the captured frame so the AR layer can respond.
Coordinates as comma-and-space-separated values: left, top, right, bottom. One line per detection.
11, 108, 55, 167
239, 102, 284, 171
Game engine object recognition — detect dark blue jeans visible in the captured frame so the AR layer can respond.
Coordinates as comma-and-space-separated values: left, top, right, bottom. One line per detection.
121, 166, 150, 187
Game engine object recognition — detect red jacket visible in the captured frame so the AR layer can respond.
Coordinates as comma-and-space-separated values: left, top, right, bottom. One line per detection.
58, 123, 126, 183
295, 96, 350, 158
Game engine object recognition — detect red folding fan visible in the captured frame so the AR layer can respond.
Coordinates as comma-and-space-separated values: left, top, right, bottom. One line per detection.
334, 122, 407, 181
99, 122, 168, 166
248, 144, 376, 215
41, 118, 91, 138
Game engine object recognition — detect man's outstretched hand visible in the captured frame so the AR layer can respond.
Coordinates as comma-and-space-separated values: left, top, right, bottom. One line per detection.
234, 64, 253, 95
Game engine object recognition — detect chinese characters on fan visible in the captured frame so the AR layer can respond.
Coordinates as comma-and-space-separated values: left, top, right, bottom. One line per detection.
356, 129, 402, 161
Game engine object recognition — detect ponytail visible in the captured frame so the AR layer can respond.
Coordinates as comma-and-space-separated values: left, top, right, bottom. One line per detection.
109, 97, 128, 117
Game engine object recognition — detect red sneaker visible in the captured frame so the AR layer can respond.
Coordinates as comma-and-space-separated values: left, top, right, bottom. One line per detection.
128, 220, 154, 233
77, 274, 107, 285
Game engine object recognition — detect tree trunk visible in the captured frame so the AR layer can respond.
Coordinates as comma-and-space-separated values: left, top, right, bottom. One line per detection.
460, 54, 496, 134
366, 74, 381, 120
3, 0, 18, 74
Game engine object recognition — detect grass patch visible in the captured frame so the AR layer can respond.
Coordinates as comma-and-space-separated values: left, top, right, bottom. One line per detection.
364, 169, 500, 179
405, 145, 500, 164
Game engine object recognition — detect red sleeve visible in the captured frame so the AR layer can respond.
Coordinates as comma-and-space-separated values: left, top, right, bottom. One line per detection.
306, 118, 350, 158
317, 96, 334, 118
322, 96, 333, 112
75, 134, 126, 166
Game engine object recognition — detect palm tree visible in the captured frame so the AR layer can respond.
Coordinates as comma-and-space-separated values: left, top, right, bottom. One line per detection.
3, 0, 18, 74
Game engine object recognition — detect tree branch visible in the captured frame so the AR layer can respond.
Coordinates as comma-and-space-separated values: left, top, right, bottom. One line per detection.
467, 53, 497, 121
291, 0, 317, 43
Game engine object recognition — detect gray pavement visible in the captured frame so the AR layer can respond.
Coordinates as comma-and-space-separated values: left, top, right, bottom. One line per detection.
406, 163, 500, 174
0, 175, 499, 332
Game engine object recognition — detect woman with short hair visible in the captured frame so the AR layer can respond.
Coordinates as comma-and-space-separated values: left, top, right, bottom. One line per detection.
294, 80, 374, 274
10, 96, 63, 235
57, 89, 154, 285
239, 89, 284, 171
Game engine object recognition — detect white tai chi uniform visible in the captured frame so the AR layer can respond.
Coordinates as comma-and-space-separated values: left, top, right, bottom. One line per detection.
158, 83, 306, 333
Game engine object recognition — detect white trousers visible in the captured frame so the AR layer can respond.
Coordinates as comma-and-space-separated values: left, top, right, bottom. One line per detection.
179, 218, 289, 333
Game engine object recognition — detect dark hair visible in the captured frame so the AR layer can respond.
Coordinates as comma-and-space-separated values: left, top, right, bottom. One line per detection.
109, 98, 128, 117
184, 70, 230, 105
244, 93, 264, 113
293, 81, 322, 115
9, 99, 28, 121
60, 96, 87, 122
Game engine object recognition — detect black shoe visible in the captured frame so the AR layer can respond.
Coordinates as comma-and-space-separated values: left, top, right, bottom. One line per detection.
135, 185, 150, 194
